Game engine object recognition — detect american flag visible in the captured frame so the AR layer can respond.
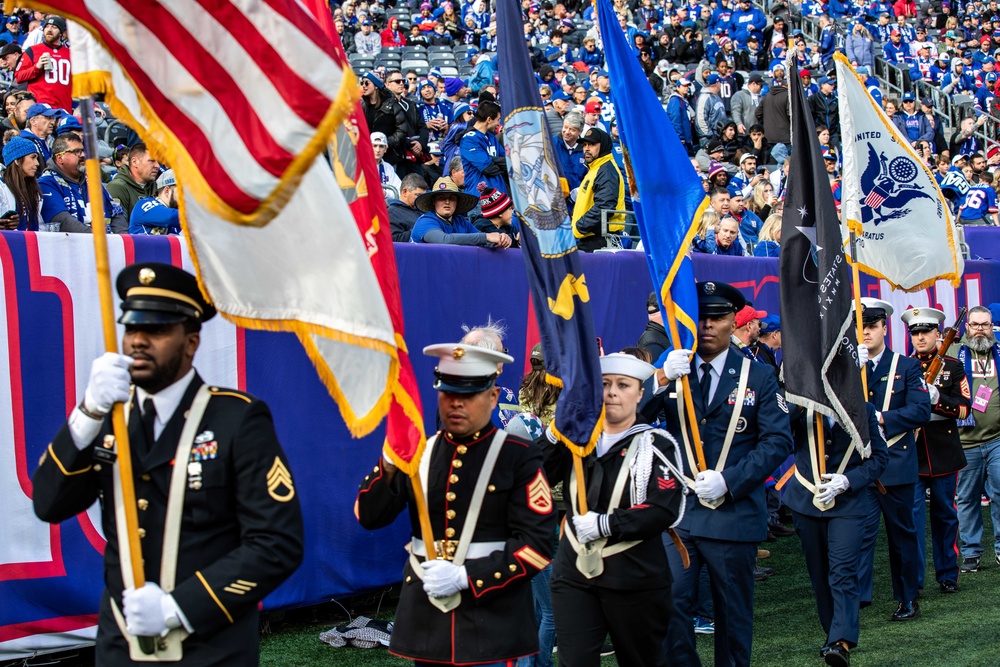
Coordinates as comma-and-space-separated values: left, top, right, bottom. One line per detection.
60, 0, 349, 225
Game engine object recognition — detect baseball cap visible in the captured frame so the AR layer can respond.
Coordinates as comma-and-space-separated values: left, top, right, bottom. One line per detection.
0, 42, 20, 58
25, 102, 58, 120
748, 73, 764, 84
657, 59, 670, 72
156, 169, 176, 190
676, 77, 692, 86
902, 91, 915, 100
735, 305, 768, 329
585, 98, 602, 114
579, 128, 607, 144
706, 73, 721, 84
371, 131, 388, 146
739, 152, 757, 164
921, 96, 933, 106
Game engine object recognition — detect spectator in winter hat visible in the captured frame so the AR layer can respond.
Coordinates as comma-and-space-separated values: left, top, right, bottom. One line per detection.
474, 182, 519, 248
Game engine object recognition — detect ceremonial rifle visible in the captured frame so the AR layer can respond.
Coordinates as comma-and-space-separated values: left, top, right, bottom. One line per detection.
923, 307, 968, 385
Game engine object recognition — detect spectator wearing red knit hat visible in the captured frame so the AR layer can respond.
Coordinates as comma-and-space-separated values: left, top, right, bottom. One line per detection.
473, 182, 519, 248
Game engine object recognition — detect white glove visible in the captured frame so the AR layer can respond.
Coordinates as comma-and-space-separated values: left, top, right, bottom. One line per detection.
83, 352, 134, 416
420, 560, 469, 598
123, 583, 183, 637
572, 511, 611, 543
856, 343, 869, 368
816, 473, 851, 505
927, 384, 940, 405
663, 349, 693, 381
694, 469, 728, 501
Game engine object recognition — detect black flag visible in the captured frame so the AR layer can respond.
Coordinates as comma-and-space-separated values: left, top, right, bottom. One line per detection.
779, 63, 870, 450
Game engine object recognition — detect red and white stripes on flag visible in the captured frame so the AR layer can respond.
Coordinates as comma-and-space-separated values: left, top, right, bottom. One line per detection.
57, 2, 405, 438
62, 0, 353, 224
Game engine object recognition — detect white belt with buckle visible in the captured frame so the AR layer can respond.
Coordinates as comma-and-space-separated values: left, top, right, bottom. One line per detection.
410, 537, 505, 560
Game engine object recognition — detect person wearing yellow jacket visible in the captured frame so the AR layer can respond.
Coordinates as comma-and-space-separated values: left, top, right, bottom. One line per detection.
572, 128, 625, 252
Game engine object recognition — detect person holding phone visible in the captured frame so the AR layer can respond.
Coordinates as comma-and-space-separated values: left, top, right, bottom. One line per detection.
0, 136, 43, 230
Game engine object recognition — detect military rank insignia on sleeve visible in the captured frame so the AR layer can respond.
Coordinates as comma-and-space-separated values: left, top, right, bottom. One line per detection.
526, 470, 553, 514
267, 457, 296, 502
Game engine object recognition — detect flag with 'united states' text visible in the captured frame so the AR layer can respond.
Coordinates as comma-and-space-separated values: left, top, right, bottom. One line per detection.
61, 1, 409, 443
496, 0, 604, 456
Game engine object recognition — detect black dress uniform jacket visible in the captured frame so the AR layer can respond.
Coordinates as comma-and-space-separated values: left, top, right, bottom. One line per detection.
914, 353, 970, 476
356, 425, 556, 665
543, 425, 684, 589
866, 351, 932, 486
32, 373, 305, 666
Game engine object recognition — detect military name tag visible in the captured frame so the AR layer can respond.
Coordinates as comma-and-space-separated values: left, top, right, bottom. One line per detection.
93, 447, 117, 464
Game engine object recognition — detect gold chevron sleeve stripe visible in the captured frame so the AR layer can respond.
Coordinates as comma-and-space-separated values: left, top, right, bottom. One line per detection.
236, 580, 257, 587
224, 586, 246, 595
196, 571, 234, 623
515, 545, 550, 570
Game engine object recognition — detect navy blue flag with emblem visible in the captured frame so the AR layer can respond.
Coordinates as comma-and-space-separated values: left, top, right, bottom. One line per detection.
598, 0, 702, 359
496, 0, 604, 455
780, 62, 870, 451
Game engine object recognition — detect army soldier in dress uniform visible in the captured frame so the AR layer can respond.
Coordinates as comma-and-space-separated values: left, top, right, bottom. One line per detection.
644, 281, 793, 667
785, 406, 888, 667
32, 263, 304, 665
855, 298, 931, 621
355, 344, 556, 666
544, 352, 685, 667
904, 307, 971, 594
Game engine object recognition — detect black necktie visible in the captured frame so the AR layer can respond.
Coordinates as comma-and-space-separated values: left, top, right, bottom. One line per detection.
700, 362, 712, 406
142, 398, 157, 451
868, 360, 876, 377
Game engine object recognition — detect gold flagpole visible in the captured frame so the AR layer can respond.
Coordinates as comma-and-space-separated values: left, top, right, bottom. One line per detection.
662, 290, 708, 471
849, 230, 868, 397
79, 100, 155, 654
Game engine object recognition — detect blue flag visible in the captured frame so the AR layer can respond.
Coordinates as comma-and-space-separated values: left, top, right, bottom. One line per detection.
598, 0, 703, 356
496, 0, 604, 455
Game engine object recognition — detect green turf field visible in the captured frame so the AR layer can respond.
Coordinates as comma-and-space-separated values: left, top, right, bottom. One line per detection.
259, 507, 999, 667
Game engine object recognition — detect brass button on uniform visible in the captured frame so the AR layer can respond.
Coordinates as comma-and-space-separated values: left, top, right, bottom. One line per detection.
457, 445, 468, 454
452, 459, 463, 469
487, 484, 496, 492
445, 527, 456, 537
700, 419, 707, 425
138, 528, 146, 538
406, 575, 412, 583
141, 474, 151, 481
476, 580, 484, 587
446, 509, 457, 519
446, 492, 457, 501
494, 572, 502, 579
509, 564, 517, 572
93, 464, 102, 472
449, 474, 459, 484
137, 499, 149, 510
373, 466, 379, 473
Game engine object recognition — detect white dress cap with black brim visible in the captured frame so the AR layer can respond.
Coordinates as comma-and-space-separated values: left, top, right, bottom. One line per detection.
859, 297, 894, 324
424, 343, 515, 393
900, 306, 945, 332
600, 353, 656, 381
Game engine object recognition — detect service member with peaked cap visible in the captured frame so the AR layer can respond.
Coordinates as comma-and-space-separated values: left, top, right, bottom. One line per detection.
356, 343, 556, 666
543, 351, 685, 667
32, 262, 304, 665
644, 281, 793, 667
785, 403, 888, 667
855, 298, 931, 621
903, 307, 970, 595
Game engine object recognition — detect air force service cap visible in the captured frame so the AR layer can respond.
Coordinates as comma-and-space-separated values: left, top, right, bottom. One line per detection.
859, 297, 894, 325
901, 306, 945, 332
116, 262, 216, 325
424, 343, 514, 393
697, 281, 746, 318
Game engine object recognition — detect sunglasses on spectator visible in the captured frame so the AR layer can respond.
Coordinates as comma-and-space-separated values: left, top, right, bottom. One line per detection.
386, 78, 405, 84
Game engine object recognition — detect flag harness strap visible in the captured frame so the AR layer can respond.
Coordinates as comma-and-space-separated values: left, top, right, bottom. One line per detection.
407, 430, 508, 612
877, 353, 905, 447
794, 408, 856, 512
674, 357, 751, 510
111, 385, 211, 661
565, 434, 643, 579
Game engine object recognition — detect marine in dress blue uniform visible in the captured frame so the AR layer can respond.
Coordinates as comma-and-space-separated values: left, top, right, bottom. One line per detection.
32, 263, 304, 665
785, 405, 888, 667
903, 307, 971, 594
356, 344, 556, 666
643, 281, 793, 667
856, 298, 932, 621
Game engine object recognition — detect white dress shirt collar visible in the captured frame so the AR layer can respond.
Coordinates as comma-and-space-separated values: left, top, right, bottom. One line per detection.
135, 368, 197, 440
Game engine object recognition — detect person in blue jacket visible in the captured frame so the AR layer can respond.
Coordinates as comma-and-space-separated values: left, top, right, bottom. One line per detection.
552, 112, 588, 191
728, 0, 765, 46
818, 15, 839, 68
459, 99, 507, 196
644, 281, 793, 667
855, 298, 932, 622
410, 177, 510, 248
897, 92, 935, 145
882, 30, 911, 67
38, 132, 127, 233
667, 78, 694, 154
786, 404, 888, 667
129, 169, 181, 235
